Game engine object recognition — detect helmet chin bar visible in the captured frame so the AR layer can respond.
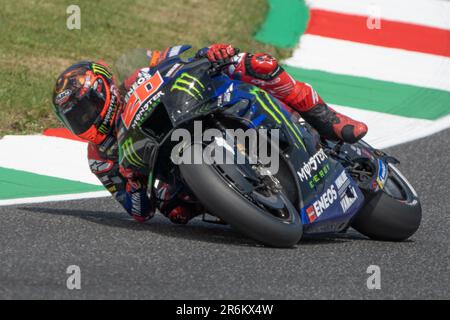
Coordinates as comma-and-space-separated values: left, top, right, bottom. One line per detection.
77, 124, 105, 144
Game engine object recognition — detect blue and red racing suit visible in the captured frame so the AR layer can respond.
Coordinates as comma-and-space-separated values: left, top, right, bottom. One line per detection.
87, 44, 367, 224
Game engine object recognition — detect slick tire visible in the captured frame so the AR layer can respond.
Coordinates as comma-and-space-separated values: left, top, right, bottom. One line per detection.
179, 143, 303, 247
351, 164, 422, 241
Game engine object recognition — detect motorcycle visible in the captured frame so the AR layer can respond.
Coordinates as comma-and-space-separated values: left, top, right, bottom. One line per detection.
118, 45, 421, 247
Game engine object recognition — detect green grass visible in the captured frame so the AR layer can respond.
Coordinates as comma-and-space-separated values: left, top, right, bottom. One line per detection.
0, 0, 290, 136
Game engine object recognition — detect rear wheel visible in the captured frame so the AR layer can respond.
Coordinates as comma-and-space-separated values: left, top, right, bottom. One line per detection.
351, 164, 421, 241
179, 138, 302, 247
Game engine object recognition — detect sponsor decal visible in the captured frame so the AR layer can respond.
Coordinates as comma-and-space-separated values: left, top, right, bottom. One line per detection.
120, 138, 145, 168
340, 185, 358, 213
122, 71, 164, 129
250, 77, 281, 86
335, 170, 358, 213
335, 170, 350, 191
89, 160, 113, 174
165, 63, 183, 78
312, 184, 338, 217
124, 71, 152, 103
92, 63, 112, 79
224, 83, 234, 102
55, 89, 72, 105
307, 163, 330, 189
98, 89, 119, 135
306, 205, 318, 223
304, 171, 360, 222
376, 159, 388, 189
250, 87, 306, 151
217, 83, 234, 107
168, 46, 182, 57
131, 91, 164, 129
297, 149, 328, 182
171, 72, 205, 100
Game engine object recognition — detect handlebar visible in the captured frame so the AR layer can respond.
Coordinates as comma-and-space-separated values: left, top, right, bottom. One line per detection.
206, 47, 240, 76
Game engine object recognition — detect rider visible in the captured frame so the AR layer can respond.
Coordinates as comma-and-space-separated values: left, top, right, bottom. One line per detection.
52, 44, 368, 224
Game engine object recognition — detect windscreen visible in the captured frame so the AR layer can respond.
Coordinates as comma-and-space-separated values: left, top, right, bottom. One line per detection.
161, 60, 219, 126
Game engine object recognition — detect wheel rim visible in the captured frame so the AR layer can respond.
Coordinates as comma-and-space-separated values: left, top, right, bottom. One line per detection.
204, 135, 297, 221
213, 162, 295, 221
383, 174, 407, 201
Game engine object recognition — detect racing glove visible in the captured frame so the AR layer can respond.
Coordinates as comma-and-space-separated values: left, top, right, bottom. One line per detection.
205, 44, 239, 63
119, 166, 154, 222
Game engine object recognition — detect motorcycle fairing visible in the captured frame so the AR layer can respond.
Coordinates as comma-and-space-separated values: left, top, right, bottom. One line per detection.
129, 51, 367, 234
300, 168, 365, 234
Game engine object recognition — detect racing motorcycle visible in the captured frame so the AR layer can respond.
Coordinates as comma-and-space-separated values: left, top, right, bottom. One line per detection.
117, 45, 421, 247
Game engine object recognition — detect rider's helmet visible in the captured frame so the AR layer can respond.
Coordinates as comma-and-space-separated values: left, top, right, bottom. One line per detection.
52, 61, 121, 144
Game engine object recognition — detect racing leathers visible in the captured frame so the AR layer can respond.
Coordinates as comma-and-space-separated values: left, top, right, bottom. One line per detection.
88, 44, 368, 224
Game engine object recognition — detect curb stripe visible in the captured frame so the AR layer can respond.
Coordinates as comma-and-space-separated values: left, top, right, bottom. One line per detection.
307, 0, 450, 31
255, 0, 309, 48
285, 35, 450, 92
283, 65, 450, 120
0, 167, 104, 200
43, 128, 85, 142
0, 135, 101, 185
306, 9, 450, 57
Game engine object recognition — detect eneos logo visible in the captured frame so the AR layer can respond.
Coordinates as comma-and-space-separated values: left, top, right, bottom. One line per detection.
312, 184, 338, 217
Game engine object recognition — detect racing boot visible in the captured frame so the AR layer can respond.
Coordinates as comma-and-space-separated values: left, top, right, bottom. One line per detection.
283, 81, 368, 143
300, 103, 368, 143
157, 182, 202, 224
224, 50, 367, 143
167, 206, 199, 225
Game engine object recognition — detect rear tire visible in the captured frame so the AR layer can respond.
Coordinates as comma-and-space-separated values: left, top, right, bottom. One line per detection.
351, 164, 421, 241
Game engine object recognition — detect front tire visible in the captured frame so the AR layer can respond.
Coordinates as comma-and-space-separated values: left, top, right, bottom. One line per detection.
179, 143, 303, 247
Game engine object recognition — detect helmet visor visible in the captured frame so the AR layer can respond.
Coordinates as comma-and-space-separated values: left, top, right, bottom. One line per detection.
58, 86, 107, 135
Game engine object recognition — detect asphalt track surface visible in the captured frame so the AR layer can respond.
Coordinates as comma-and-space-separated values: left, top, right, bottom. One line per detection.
0, 129, 449, 300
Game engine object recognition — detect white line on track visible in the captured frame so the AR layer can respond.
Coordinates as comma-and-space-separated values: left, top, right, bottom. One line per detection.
0, 191, 111, 206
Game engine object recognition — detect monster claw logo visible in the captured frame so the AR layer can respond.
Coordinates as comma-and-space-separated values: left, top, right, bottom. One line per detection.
171, 72, 205, 100
92, 63, 112, 79
120, 138, 145, 168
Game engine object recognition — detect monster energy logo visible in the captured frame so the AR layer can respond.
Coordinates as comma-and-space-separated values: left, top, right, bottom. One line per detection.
97, 93, 117, 135
250, 87, 306, 151
121, 138, 145, 168
98, 124, 109, 134
171, 72, 205, 100
92, 63, 112, 79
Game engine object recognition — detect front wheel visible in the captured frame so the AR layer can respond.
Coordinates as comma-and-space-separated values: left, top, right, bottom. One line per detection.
351, 164, 422, 241
179, 142, 303, 247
